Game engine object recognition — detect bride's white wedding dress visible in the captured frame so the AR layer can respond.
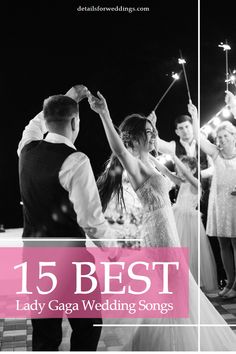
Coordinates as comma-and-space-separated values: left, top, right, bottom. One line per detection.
60, 171, 236, 351
102, 171, 236, 351
173, 181, 218, 291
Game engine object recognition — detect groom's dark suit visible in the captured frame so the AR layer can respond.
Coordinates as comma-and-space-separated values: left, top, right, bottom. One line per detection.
17, 97, 113, 350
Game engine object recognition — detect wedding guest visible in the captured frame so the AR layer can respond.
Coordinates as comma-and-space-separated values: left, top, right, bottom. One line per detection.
149, 110, 225, 287
191, 100, 236, 299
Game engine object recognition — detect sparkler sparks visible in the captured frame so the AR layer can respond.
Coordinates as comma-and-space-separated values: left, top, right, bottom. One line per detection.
172, 72, 180, 80
200, 105, 233, 134
218, 43, 231, 51
178, 58, 186, 65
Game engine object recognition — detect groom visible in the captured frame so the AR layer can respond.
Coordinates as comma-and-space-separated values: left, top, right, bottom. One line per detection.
17, 85, 117, 351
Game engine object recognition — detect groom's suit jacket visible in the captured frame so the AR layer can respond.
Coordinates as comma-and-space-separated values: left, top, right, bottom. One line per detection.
17, 112, 113, 242
19, 140, 86, 240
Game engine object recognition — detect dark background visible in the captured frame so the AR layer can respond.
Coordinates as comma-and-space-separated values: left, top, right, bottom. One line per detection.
201, 2, 236, 126
2, 0, 198, 227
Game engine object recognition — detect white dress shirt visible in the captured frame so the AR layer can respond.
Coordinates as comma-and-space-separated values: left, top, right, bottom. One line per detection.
17, 112, 119, 244
157, 138, 197, 157
178, 139, 197, 157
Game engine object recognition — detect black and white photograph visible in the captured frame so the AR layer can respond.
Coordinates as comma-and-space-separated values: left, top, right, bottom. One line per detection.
1, 0, 236, 352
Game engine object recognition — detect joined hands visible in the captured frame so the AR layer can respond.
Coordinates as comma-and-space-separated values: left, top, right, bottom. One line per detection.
65, 85, 91, 103
65, 86, 110, 119
88, 91, 110, 116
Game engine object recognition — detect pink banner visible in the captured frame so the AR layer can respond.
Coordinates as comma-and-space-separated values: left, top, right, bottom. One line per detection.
0, 247, 189, 318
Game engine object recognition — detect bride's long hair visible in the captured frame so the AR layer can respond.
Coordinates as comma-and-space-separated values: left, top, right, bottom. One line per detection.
97, 114, 153, 212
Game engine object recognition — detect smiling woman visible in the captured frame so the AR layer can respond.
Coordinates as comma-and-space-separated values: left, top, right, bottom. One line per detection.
215, 121, 236, 152
85, 91, 236, 351
145, 122, 157, 151
192, 105, 236, 300
96, 112, 158, 212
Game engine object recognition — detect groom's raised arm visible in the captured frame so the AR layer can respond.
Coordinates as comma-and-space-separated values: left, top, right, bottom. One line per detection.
17, 111, 47, 156
17, 86, 90, 156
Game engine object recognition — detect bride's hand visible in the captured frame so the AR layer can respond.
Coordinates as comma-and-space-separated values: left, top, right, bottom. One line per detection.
88, 91, 109, 116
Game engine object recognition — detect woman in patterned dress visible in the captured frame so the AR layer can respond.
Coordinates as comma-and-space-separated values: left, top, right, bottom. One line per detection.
191, 100, 236, 299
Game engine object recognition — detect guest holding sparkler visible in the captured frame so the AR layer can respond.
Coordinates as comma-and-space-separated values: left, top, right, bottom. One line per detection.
191, 100, 236, 299
149, 102, 227, 288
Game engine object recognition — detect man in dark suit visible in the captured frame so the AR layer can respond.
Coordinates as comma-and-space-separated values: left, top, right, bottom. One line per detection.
17, 85, 117, 351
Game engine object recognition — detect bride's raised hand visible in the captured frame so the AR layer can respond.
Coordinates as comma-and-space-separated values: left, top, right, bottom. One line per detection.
88, 91, 109, 116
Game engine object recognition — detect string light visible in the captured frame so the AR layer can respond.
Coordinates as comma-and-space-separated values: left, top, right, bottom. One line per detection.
201, 125, 213, 136
200, 105, 233, 134
212, 117, 221, 127
222, 107, 231, 118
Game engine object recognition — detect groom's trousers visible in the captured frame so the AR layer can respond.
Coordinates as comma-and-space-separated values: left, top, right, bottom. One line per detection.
26, 246, 103, 351
31, 317, 102, 351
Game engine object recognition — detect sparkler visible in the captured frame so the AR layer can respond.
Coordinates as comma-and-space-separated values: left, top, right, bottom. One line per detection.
200, 105, 230, 133
153, 71, 182, 112
218, 41, 231, 91
178, 50, 192, 103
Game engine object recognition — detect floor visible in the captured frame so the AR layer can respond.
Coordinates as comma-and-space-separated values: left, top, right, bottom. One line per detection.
0, 229, 236, 351
0, 292, 236, 351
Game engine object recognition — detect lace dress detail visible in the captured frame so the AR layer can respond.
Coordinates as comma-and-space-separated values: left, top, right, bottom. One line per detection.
62, 170, 236, 351
207, 152, 236, 237
136, 172, 180, 247
174, 182, 198, 210
104, 176, 143, 247
173, 182, 217, 291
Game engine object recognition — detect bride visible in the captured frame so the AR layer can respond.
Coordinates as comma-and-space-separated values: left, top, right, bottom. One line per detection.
86, 91, 236, 351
